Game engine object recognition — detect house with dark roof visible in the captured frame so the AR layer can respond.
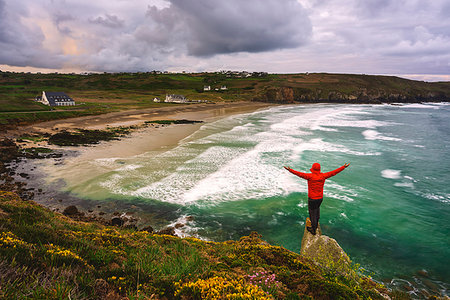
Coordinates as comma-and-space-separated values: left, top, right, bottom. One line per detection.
39, 91, 75, 107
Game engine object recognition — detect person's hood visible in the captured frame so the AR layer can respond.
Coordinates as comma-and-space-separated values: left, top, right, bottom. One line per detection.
310, 163, 321, 173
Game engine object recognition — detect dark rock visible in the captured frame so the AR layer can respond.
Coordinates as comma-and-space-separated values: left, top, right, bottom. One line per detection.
422, 279, 439, 293
63, 205, 79, 216
19, 173, 28, 178
88, 210, 93, 213
99, 211, 105, 215
97, 205, 101, 208
156, 226, 175, 236
174, 223, 185, 229
402, 283, 414, 292
58, 199, 62, 202
113, 211, 120, 216
141, 225, 154, 233
38, 188, 42, 192
186, 215, 194, 221
111, 217, 124, 227
416, 269, 429, 278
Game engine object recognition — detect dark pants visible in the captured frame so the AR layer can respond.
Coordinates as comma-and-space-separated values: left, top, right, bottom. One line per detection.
308, 198, 323, 233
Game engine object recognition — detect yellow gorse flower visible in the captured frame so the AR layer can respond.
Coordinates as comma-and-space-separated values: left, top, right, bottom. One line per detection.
175, 276, 273, 299
0, 232, 30, 248
46, 244, 88, 266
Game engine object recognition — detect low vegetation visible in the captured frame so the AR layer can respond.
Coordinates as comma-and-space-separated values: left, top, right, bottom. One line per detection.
0, 191, 393, 299
1, 71, 449, 127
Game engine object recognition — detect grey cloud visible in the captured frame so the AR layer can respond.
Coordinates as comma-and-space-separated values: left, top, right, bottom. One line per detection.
356, 0, 393, 16
1, 0, 449, 76
89, 14, 125, 28
147, 0, 312, 56
0, 0, 65, 69
53, 12, 75, 35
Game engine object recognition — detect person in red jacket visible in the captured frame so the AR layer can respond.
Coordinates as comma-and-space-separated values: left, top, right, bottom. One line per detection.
284, 162, 350, 235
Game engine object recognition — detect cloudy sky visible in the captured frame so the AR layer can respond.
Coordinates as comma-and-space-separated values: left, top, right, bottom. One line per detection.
0, 0, 449, 81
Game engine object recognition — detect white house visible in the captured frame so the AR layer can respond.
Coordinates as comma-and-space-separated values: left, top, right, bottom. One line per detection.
203, 85, 211, 91
220, 85, 227, 90
38, 91, 75, 107
153, 97, 161, 102
165, 94, 187, 103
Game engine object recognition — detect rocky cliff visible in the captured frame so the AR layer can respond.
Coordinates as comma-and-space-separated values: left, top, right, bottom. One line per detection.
253, 73, 450, 104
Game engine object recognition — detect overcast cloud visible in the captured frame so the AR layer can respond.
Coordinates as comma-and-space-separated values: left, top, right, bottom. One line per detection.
0, 0, 449, 80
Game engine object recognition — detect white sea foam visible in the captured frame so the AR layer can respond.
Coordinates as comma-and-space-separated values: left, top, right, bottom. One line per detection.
362, 130, 402, 141
93, 105, 394, 205
291, 138, 380, 159
401, 103, 441, 109
381, 169, 402, 179
394, 182, 414, 188
422, 192, 450, 203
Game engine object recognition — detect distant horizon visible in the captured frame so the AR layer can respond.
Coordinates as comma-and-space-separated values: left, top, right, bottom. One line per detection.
1, 65, 449, 83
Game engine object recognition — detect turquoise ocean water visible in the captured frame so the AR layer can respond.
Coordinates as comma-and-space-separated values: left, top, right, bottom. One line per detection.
45, 103, 450, 296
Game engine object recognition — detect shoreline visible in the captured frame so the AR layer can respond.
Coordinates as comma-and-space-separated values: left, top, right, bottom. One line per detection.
2, 101, 279, 230
3, 101, 275, 138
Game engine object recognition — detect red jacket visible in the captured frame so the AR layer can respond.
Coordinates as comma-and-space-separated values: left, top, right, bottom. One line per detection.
287, 164, 346, 199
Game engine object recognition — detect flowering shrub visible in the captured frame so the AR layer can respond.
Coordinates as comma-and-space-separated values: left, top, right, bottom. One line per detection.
174, 276, 272, 299
0, 231, 30, 249
46, 243, 89, 266
246, 271, 283, 297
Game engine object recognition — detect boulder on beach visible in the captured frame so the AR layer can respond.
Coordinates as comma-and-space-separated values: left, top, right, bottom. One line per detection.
111, 217, 124, 227
63, 205, 79, 216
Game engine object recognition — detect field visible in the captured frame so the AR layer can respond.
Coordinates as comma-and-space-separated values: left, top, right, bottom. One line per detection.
1, 71, 449, 126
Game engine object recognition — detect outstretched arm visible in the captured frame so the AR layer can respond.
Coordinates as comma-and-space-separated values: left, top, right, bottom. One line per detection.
283, 166, 311, 180
323, 163, 350, 179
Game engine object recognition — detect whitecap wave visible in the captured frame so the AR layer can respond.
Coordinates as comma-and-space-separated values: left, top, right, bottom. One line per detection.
362, 129, 401, 141
401, 103, 442, 109
381, 169, 402, 179
394, 182, 414, 188
422, 192, 450, 203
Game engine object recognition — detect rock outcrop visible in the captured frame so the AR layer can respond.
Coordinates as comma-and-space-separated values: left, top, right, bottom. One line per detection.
300, 219, 351, 267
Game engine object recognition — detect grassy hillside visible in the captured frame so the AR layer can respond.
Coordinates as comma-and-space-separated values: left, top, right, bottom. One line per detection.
0, 191, 396, 299
1, 71, 449, 126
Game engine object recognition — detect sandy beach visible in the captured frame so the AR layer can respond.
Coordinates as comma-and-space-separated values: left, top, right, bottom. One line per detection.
5, 101, 275, 151
23, 101, 277, 193
17, 101, 273, 134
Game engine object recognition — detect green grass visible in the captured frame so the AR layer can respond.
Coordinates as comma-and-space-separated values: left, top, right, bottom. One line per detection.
0, 191, 393, 299
1, 71, 449, 126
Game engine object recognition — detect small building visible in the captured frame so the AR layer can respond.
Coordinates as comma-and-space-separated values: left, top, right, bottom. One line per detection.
153, 97, 161, 103
203, 85, 211, 91
39, 91, 75, 107
165, 94, 187, 103
220, 85, 227, 90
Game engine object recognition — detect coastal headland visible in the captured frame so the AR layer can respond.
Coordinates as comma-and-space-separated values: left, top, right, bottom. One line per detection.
1, 72, 449, 299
